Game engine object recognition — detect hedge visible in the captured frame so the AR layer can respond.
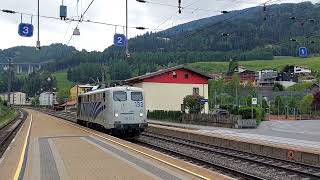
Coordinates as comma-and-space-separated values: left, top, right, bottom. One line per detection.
220, 106, 266, 122
238, 107, 266, 122
147, 110, 182, 122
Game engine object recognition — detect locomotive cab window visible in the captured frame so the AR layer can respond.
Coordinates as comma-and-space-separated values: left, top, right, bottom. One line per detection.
113, 91, 127, 101
131, 92, 143, 101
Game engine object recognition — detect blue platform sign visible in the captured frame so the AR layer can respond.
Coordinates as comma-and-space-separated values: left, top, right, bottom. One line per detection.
200, 99, 208, 104
18, 23, 34, 37
113, 34, 126, 47
299, 47, 308, 58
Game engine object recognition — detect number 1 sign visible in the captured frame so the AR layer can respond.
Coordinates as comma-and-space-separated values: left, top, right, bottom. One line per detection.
113, 34, 126, 47
18, 23, 34, 37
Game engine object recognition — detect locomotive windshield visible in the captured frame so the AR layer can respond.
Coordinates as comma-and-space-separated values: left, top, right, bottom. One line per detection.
113, 91, 127, 101
131, 92, 143, 101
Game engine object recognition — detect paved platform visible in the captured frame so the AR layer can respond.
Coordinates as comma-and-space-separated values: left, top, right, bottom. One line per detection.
0, 110, 230, 180
147, 120, 320, 166
148, 119, 320, 146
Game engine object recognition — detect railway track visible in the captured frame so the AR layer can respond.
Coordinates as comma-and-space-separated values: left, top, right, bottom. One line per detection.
36, 109, 320, 179
0, 109, 27, 157
137, 132, 320, 180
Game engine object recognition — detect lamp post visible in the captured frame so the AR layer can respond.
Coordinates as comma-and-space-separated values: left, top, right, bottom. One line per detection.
47, 77, 51, 108
36, 0, 41, 50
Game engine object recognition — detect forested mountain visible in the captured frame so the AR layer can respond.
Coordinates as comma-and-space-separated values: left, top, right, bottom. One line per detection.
0, 43, 77, 63
107, 2, 320, 55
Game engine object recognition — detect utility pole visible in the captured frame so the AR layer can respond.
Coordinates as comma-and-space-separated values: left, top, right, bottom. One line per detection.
7, 59, 13, 106
214, 89, 217, 109
125, 0, 129, 59
36, 0, 41, 50
235, 86, 238, 107
101, 62, 105, 88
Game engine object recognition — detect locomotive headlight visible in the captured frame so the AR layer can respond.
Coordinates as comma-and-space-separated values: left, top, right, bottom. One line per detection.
139, 113, 143, 117
114, 113, 119, 117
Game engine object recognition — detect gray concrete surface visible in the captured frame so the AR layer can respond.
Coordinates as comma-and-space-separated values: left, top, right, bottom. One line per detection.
148, 119, 320, 142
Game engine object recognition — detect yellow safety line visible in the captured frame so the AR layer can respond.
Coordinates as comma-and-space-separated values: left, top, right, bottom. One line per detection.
62, 120, 211, 180
13, 113, 32, 180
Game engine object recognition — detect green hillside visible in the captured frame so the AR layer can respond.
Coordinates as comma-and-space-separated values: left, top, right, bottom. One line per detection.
53, 71, 74, 103
189, 57, 320, 74
53, 71, 74, 91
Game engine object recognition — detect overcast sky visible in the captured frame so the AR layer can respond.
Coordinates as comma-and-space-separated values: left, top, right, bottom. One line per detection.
0, 0, 313, 51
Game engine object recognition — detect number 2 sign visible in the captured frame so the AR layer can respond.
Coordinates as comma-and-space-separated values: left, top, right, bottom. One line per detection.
18, 23, 34, 37
113, 34, 126, 47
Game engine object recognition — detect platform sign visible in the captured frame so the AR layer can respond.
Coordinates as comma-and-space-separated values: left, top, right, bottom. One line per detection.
200, 99, 208, 104
113, 34, 126, 47
252, 98, 257, 105
18, 23, 34, 37
298, 47, 308, 58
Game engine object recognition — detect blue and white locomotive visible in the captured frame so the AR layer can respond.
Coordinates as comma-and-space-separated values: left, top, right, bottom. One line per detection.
77, 86, 147, 137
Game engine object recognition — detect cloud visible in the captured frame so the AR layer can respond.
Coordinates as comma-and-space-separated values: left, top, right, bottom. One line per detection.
0, 0, 316, 51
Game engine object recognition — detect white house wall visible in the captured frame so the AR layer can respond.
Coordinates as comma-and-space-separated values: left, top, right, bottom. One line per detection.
139, 82, 209, 113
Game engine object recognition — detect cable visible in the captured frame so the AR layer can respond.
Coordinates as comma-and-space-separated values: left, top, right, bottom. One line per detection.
142, 0, 219, 12
67, 0, 97, 45
0, 9, 121, 28
183, 0, 202, 9
152, 0, 215, 30
151, 0, 277, 31
0, 9, 161, 31
168, 0, 277, 45
80, 0, 96, 20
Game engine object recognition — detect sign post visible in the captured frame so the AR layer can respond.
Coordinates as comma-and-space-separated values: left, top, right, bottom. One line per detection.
200, 98, 208, 114
252, 98, 257, 120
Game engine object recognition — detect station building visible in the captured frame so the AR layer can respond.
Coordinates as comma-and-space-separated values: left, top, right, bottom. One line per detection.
125, 65, 212, 113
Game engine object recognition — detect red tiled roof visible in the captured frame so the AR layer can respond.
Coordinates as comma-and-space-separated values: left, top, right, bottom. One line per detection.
60, 100, 77, 106
125, 65, 212, 83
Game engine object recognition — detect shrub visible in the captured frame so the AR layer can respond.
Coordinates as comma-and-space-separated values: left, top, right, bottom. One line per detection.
147, 110, 182, 122
237, 107, 265, 121
273, 82, 285, 91
255, 107, 266, 123
183, 95, 204, 114
238, 107, 256, 119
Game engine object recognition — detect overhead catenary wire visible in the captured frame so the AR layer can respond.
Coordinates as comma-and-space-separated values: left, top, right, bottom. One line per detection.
0, 8, 161, 30
150, 0, 282, 31
151, 0, 214, 30
0, 7, 162, 46
67, 0, 97, 45
167, 0, 280, 45
137, 0, 221, 12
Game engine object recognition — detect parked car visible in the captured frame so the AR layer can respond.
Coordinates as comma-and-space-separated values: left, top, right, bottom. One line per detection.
212, 109, 229, 116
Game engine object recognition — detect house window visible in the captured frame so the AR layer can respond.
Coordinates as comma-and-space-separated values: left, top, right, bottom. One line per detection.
193, 87, 199, 95
184, 74, 189, 79
172, 71, 177, 79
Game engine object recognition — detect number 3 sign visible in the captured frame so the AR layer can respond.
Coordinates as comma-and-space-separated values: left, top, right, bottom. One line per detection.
18, 23, 34, 37
113, 33, 126, 47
